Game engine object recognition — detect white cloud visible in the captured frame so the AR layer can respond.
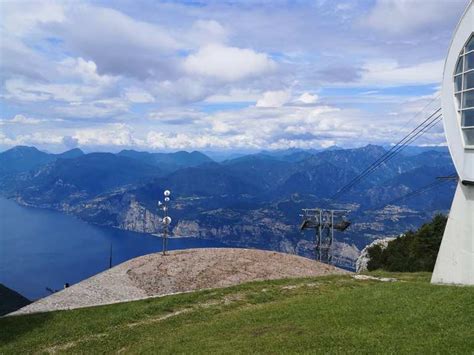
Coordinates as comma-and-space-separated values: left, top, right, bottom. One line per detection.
73, 124, 138, 146
123, 87, 155, 103
151, 78, 212, 104
256, 90, 291, 108
0, 1, 457, 151
55, 99, 129, 118
183, 44, 276, 82
5, 57, 117, 103
0, 124, 140, 150
0, 1, 65, 36
187, 20, 228, 46
0, 34, 50, 81
359, 59, 443, 86
0, 132, 64, 146
362, 0, 466, 35
10, 114, 41, 125
205, 89, 261, 103
47, 4, 180, 80
59, 57, 116, 86
146, 131, 264, 150
0, 98, 446, 151
148, 108, 205, 126
5, 78, 106, 103
0, 114, 41, 125
296, 92, 319, 104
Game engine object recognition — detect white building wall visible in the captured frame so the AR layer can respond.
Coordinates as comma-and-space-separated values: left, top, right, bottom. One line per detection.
431, 183, 474, 285
432, 1, 474, 285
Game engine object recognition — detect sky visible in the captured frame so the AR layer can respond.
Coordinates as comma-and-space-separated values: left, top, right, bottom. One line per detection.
0, 0, 470, 153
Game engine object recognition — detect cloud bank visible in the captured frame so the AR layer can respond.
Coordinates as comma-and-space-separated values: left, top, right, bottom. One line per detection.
0, 0, 467, 152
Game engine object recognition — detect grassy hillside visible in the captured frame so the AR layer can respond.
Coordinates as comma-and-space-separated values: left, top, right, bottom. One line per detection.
1, 273, 472, 354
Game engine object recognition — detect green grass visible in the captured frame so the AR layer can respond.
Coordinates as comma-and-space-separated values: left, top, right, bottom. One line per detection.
1, 272, 473, 354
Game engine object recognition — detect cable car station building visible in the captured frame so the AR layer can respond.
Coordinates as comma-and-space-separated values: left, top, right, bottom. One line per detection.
432, 0, 474, 285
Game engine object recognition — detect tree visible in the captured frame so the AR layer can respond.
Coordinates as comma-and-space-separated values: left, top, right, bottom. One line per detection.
366, 214, 447, 272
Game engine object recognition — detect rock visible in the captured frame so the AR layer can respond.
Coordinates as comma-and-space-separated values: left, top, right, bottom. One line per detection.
355, 237, 396, 273
119, 199, 161, 233
173, 220, 200, 237
352, 275, 397, 282
332, 242, 360, 269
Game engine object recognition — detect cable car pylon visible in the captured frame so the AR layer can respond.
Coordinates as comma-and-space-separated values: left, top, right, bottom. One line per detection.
300, 208, 351, 264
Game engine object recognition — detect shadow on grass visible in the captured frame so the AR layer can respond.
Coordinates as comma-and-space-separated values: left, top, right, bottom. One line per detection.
0, 284, 32, 317
0, 312, 53, 346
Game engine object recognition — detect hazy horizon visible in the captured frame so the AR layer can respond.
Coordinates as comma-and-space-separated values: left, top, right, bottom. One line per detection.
1, 143, 450, 157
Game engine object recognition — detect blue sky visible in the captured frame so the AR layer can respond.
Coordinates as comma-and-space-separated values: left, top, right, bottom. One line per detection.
0, 0, 469, 152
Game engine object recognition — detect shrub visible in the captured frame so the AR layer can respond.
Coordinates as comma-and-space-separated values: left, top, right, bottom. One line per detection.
367, 214, 447, 272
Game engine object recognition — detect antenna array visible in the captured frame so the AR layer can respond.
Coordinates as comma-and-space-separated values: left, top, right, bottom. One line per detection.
158, 189, 172, 255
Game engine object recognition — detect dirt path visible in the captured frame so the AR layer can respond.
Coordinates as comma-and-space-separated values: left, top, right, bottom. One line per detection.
9, 248, 349, 315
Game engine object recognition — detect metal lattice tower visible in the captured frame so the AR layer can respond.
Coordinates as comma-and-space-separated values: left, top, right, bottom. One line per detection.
300, 208, 351, 264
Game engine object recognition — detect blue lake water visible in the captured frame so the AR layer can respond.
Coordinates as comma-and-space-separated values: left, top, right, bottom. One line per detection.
0, 197, 226, 300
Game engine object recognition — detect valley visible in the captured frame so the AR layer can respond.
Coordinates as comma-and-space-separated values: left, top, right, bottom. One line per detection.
0, 145, 456, 268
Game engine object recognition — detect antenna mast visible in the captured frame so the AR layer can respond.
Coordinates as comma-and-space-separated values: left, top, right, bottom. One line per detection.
158, 190, 172, 255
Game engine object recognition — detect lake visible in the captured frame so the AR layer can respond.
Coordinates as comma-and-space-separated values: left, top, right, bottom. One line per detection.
0, 197, 225, 300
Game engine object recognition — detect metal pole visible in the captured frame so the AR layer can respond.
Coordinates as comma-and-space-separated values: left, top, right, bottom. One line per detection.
330, 210, 334, 264
109, 243, 113, 269
162, 229, 166, 256
161, 190, 171, 256
318, 209, 322, 262
163, 200, 166, 256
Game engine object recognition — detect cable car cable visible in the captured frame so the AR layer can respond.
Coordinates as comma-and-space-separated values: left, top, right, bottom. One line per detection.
330, 110, 441, 200
374, 173, 457, 210
330, 110, 443, 201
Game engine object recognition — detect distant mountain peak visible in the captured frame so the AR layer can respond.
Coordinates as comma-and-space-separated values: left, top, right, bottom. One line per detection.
58, 148, 84, 158
6, 145, 41, 153
356, 144, 386, 153
324, 145, 343, 151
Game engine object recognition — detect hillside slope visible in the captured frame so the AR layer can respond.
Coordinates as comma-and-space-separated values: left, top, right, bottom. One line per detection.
1, 273, 472, 353
0, 284, 30, 316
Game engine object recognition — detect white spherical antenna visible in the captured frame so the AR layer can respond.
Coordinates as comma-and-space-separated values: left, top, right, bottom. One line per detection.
164, 197, 170, 202
164, 190, 171, 197
163, 216, 172, 225
158, 201, 162, 206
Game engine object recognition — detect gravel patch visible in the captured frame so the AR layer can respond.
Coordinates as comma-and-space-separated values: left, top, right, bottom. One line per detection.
9, 248, 349, 316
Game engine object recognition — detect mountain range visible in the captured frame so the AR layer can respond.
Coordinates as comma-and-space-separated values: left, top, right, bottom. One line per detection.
0, 145, 456, 268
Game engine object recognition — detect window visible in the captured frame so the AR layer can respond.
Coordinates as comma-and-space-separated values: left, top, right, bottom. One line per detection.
463, 90, 474, 108
455, 75, 463, 91
462, 110, 474, 127
467, 35, 474, 52
464, 71, 474, 90
456, 57, 463, 74
465, 52, 474, 71
456, 93, 462, 108
453, 33, 474, 147
464, 128, 474, 145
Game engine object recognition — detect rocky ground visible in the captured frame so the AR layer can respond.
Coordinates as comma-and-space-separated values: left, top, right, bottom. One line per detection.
9, 248, 348, 316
